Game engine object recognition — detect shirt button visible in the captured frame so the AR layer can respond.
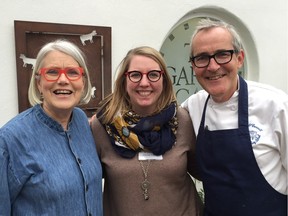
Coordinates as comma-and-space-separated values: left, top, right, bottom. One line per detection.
85, 184, 89, 192
88, 213, 92, 216
77, 158, 82, 164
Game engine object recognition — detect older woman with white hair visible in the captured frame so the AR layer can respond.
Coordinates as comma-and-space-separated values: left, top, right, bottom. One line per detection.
0, 39, 103, 215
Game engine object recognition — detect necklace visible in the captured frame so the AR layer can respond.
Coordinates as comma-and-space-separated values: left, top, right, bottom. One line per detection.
139, 160, 151, 200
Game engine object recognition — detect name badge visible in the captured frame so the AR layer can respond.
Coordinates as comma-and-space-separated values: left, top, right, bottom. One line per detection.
138, 152, 163, 161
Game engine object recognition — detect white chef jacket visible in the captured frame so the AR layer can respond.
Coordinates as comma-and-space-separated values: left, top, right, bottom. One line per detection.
182, 78, 288, 195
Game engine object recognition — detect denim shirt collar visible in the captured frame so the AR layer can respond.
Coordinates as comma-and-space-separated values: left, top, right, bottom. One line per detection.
34, 104, 73, 132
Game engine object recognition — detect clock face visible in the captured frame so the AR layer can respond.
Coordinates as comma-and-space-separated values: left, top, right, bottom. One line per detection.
160, 17, 246, 103
160, 17, 203, 103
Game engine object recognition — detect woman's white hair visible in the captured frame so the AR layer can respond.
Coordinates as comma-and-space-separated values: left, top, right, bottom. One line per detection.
28, 39, 92, 106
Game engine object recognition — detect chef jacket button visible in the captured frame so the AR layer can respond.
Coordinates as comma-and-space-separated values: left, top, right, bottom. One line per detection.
231, 105, 237, 111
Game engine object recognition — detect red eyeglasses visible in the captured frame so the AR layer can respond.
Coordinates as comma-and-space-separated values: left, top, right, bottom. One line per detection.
38, 67, 84, 82
125, 70, 163, 83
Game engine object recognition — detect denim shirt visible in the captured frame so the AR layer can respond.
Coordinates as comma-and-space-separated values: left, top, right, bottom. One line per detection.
0, 104, 103, 216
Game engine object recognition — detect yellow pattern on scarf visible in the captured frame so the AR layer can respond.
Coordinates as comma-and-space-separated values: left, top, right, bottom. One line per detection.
113, 115, 141, 151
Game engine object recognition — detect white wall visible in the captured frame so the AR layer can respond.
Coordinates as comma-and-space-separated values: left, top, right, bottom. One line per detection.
1, 0, 287, 126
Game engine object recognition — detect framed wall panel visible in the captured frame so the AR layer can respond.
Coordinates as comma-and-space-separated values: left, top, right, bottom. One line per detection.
14, 20, 112, 117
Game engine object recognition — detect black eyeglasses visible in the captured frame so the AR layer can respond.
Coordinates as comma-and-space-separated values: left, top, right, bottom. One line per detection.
125, 70, 163, 83
39, 67, 84, 82
190, 50, 236, 68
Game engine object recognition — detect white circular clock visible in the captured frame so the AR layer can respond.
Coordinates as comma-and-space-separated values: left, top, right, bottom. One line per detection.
160, 17, 246, 103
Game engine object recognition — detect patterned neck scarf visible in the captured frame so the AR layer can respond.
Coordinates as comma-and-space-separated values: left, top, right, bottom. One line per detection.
99, 102, 178, 158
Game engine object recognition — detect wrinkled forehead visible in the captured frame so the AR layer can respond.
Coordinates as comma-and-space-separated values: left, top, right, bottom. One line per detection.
41, 50, 79, 68
191, 27, 233, 55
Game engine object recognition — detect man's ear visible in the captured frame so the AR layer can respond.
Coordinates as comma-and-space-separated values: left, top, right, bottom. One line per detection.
237, 49, 245, 69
